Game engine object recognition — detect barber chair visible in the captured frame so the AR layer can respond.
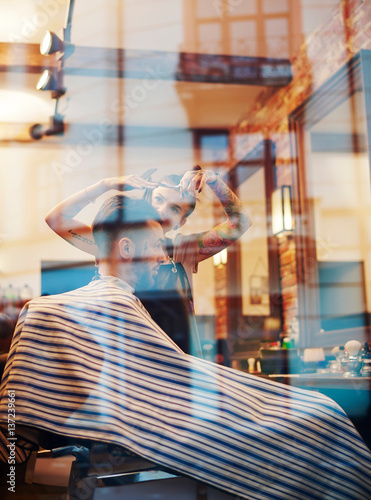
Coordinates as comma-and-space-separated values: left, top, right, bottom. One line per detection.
19, 427, 239, 499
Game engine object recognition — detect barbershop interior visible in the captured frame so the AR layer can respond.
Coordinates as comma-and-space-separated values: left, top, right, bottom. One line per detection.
1, 1, 371, 499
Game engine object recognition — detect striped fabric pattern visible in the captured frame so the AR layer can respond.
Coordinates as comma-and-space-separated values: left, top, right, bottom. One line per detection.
0, 277, 370, 500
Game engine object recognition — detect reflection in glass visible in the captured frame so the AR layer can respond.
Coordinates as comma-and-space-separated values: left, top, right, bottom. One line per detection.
304, 89, 371, 334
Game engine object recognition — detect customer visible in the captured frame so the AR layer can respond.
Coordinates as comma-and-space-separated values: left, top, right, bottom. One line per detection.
45, 167, 251, 356
1, 194, 370, 500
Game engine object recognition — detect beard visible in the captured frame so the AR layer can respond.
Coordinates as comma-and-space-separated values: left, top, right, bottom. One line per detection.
134, 261, 156, 292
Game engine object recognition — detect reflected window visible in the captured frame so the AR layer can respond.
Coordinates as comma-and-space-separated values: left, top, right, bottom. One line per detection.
227, 1, 257, 17
188, 0, 293, 58
198, 23, 222, 54
263, 0, 288, 14
291, 51, 371, 346
305, 89, 371, 332
199, 133, 229, 163
196, 0, 220, 19
265, 17, 289, 58
230, 21, 257, 56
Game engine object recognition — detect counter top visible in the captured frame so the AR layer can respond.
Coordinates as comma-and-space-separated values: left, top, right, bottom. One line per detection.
257, 373, 371, 390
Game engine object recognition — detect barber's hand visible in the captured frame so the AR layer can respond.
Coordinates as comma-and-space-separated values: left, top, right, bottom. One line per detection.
179, 166, 205, 194
179, 167, 217, 194
104, 176, 159, 192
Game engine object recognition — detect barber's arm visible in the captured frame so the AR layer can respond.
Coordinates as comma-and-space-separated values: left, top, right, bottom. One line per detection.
180, 167, 251, 263
45, 176, 157, 257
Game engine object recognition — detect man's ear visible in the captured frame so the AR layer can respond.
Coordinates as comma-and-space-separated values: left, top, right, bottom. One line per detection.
118, 237, 135, 260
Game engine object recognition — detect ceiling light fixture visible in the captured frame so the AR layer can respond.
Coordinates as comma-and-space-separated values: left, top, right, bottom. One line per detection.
36, 70, 65, 98
40, 31, 63, 55
40, 30, 75, 58
29, 115, 65, 140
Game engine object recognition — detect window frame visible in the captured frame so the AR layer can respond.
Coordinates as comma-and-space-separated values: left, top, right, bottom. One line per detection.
289, 49, 371, 347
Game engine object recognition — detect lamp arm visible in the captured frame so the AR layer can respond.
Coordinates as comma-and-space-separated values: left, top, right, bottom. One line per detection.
64, 0, 76, 43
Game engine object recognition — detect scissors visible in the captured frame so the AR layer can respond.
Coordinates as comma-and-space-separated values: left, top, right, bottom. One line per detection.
141, 168, 181, 191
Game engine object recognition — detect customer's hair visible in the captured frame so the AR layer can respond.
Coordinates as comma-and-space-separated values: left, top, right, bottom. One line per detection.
92, 194, 161, 258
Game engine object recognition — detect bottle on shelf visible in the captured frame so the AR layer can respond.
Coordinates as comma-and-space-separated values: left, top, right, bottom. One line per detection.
281, 337, 294, 349
5, 284, 16, 310
342, 340, 363, 377
335, 346, 345, 372
361, 342, 371, 377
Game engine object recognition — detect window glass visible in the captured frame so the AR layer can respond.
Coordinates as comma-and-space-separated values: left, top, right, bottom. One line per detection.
1, 1, 370, 386
228, 0, 257, 16
304, 90, 371, 332
230, 20, 257, 56
263, 0, 288, 14
265, 17, 289, 57
200, 133, 229, 163
197, 22, 222, 53
196, 0, 220, 19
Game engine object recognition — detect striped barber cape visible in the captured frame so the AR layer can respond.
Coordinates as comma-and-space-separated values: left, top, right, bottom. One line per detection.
0, 276, 370, 500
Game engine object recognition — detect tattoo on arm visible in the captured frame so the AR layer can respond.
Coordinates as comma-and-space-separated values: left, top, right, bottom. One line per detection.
196, 178, 251, 255
197, 229, 227, 256
197, 221, 247, 256
68, 229, 95, 246
210, 178, 242, 219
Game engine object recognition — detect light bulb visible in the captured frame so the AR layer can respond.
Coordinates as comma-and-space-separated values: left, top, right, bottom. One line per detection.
36, 70, 51, 91
40, 31, 53, 55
